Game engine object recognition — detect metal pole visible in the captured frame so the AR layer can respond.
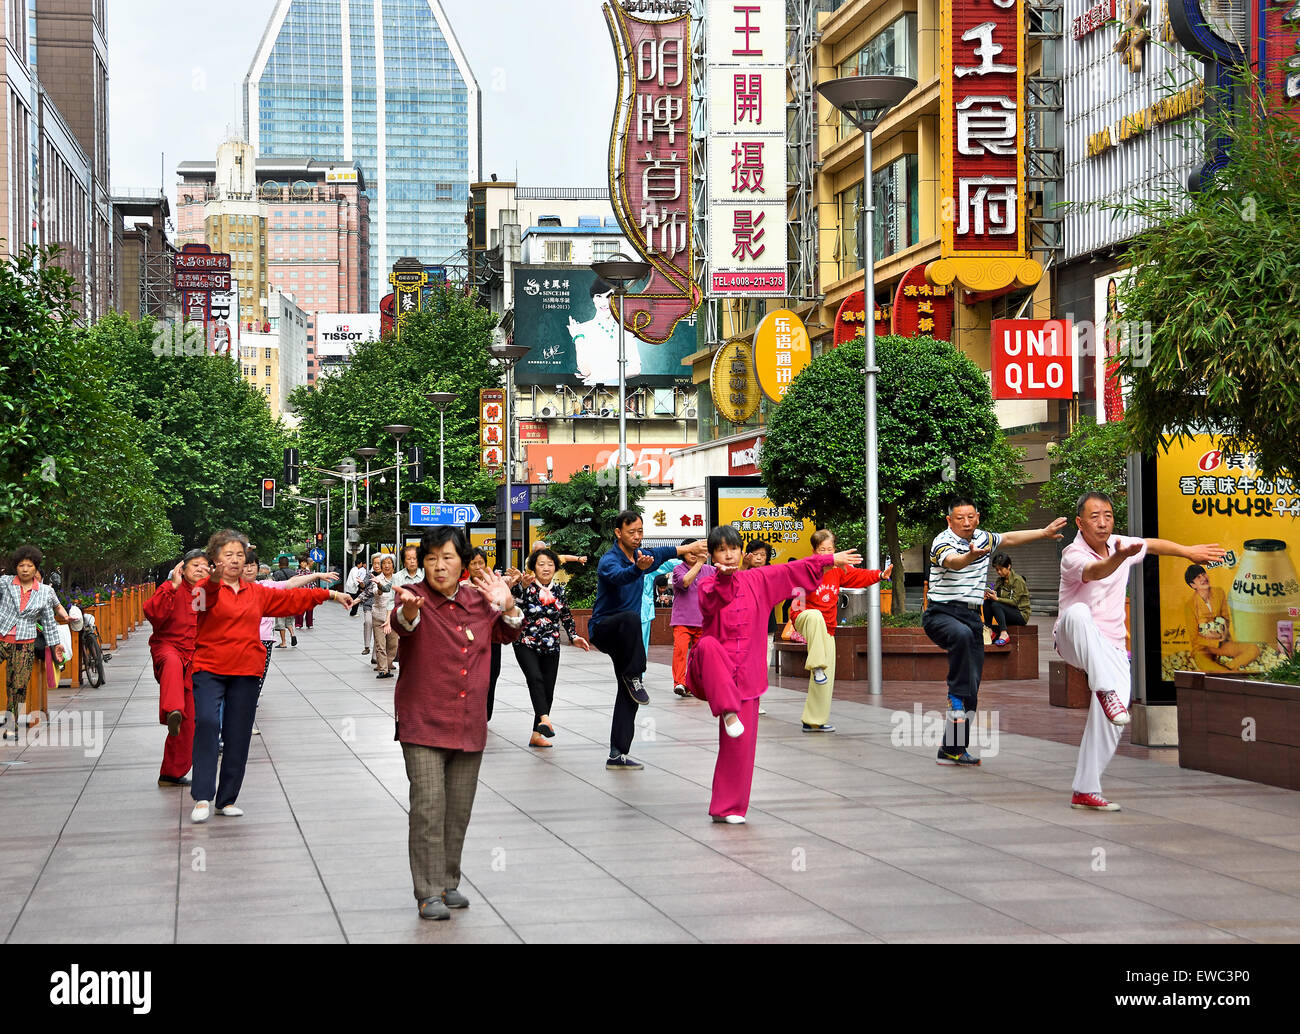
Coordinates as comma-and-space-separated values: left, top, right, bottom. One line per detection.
364, 459, 371, 561
439, 409, 446, 504
325, 490, 332, 575
617, 287, 628, 511
863, 129, 882, 698
504, 363, 513, 571
341, 477, 348, 574
395, 442, 402, 555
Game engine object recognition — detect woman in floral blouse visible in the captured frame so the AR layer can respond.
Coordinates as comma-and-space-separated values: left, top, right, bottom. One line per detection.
511, 549, 590, 748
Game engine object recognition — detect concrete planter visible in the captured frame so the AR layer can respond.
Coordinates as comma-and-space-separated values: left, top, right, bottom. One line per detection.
1176, 670, 1300, 790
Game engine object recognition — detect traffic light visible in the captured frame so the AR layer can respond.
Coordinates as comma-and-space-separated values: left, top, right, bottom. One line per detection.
261, 478, 276, 509
315, 532, 325, 548
283, 448, 300, 486
410, 446, 426, 483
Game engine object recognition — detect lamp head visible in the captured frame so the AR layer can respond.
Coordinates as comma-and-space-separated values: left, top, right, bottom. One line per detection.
590, 253, 652, 288
817, 75, 917, 130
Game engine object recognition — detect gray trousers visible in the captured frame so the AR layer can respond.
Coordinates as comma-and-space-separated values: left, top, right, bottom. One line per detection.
401, 743, 483, 902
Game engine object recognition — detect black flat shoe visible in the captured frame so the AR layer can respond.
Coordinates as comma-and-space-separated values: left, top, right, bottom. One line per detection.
157, 775, 192, 787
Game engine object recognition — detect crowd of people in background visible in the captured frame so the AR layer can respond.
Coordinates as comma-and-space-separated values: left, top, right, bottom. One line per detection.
1, 483, 1225, 920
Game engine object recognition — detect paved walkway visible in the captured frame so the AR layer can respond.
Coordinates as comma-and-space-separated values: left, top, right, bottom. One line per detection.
3, 606, 1299, 944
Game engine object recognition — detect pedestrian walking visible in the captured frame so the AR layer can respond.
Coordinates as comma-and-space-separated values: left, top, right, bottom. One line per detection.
353, 554, 382, 661
923, 499, 1068, 766
670, 545, 715, 697
1, 546, 66, 741
984, 553, 1031, 646
270, 554, 297, 649
685, 526, 867, 823
372, 555, 399, 679
511, 548, 591, 748
143, 549, 210, 786
1057, 492, 1224, 811
391, 527, 523, 919
588, 511, 705, 771
294, 554, 318, 631
788, 530, 892, 733
188, 529, 353, 823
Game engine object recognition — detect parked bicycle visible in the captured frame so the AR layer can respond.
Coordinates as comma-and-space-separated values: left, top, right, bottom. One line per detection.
75, 611, 107, 688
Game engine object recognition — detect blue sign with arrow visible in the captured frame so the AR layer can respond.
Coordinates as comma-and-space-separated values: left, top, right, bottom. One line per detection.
410, 503, 482, 527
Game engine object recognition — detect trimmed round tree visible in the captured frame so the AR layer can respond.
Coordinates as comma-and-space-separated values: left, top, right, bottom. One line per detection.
760, 334, 1026, 611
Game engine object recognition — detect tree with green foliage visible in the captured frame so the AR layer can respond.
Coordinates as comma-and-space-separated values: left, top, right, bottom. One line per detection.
1110, 89, 1300, 479
1038, 417, 1129, 531
1, 246, 179, 579
530, 470, 649, 607
761, 335, 1027, 611
89, 311, 303, 555
289, 290, 502, 557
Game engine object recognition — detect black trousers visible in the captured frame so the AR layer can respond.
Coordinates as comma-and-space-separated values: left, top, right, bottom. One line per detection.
486, 642, 501, 722
983, 600, 1028, 635
514, 644, 560, 726
589, 611, 644, 757
922, 602, 985, 751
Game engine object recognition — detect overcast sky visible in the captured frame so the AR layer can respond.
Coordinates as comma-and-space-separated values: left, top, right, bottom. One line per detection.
108, 0, 616, 208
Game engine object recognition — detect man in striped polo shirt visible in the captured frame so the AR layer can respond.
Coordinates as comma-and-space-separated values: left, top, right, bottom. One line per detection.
923, 498, 1067, 765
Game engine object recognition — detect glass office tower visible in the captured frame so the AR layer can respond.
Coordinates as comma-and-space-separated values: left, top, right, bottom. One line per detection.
245, 0, 481, 307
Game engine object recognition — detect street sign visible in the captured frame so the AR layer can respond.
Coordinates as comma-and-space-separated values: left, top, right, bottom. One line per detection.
175, 271, 233, 292
409, 503, 481, 527
309, 548, 325, 564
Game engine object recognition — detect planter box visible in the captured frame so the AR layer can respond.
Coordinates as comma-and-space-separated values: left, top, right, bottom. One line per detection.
567, 609, 673, 647
1175, 670, 1300, 790
1049, 661, 1090, 708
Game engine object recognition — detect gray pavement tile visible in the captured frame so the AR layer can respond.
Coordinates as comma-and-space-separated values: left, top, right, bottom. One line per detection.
672, 909, 867, 942
837, 900, 1051, 936
490, 892, 665, 926
1057, 921, 1249, 943
176, 913, 345, 943
12, 921, 179, 944
346, 924, 523, 944
510, 917, 693, 943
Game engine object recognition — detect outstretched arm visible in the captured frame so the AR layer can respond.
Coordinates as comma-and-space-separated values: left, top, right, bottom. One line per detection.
1145, 539, 1226, 565
997, 517, 1068, 550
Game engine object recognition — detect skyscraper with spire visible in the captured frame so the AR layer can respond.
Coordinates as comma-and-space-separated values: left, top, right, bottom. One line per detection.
244, 0, 481, 307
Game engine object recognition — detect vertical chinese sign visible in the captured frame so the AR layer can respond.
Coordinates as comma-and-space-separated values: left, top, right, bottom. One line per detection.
389, 258, 428, 340
706, 0, 788, 297
753, 309, 811, 403
1257, 0, 1300, 122
173, 244, 232, 352
479, 389, 505, 471
932, 0, 1042, 295
604, 0, 702, 343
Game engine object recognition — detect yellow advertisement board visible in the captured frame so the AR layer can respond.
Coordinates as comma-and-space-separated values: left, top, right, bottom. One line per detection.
1156, 435, 1300, 681
713, 485, 816, 564
467, 525, 497, 572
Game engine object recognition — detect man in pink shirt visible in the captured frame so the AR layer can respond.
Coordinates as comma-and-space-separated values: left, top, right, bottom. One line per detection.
1055, 491, 1224, 812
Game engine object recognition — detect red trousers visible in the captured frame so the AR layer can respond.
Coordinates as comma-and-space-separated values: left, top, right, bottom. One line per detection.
153, 645, 195, 780
686, 637, 761, 819
671, 624, 701, 686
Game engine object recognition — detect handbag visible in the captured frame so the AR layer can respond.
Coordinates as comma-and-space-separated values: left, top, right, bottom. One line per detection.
780, 620, 806, 644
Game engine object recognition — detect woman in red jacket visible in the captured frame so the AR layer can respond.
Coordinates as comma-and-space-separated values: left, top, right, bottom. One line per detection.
189, 529, 353, 823
788, 530, 891, 732
142, 549, 210, 788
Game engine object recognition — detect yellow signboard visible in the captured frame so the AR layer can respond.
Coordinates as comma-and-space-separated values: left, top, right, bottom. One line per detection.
753, 309, 812, 404
1155, 435, 1300, 682
468, 525, 498, 572
710, 339, 760, 425
714, 485, 816, 564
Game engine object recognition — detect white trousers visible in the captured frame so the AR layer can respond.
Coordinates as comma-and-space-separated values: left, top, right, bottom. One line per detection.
1055, 603, 1130, 795
362, 608, 373, 649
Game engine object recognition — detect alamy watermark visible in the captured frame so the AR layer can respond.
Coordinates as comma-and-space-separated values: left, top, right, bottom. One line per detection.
890, 703, 1000, 758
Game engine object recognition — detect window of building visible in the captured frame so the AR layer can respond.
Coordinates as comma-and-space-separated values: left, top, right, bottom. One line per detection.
265, 385, 272, 396
592, 240, 620, 262
264, 348, 271, 359
546, 241, 573, 263
265, 366, 272, 378
837, 154, 919, 278
837, 15, 918, 141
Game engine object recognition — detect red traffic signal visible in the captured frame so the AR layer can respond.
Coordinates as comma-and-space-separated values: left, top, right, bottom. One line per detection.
261, 478, 276, 508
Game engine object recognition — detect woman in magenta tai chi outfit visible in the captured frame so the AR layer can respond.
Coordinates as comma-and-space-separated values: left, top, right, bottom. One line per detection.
686, 525, 867, 824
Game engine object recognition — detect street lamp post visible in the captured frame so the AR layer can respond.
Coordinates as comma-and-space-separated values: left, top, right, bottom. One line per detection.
816, 75, 916, 698
356, 447, 379, 559
489, 345, 530, 571
319, 477, 339, 574
590, 255, 652, 511
383, 425, 413, 554
425, 392, 458, 503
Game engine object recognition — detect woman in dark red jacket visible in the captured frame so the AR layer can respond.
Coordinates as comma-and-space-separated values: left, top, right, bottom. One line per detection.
189, 529, 353, 823
142, 549, 210, 788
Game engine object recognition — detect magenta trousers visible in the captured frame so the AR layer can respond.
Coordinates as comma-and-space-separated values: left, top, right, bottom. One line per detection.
686, 637, 762, 819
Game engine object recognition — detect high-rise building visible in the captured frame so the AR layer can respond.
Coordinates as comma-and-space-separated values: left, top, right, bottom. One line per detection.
113, 191, 178, 322
2, 0, 113, 320
243, 0, 481, 308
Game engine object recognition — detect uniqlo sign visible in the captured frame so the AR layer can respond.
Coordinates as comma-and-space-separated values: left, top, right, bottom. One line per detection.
941, 0, 1026, 258
705, 0, 788, 297
991, 320, 1074, 399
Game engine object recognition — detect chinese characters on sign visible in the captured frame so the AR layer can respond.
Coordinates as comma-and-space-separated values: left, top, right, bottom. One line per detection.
709, 339, 760, 425
173, 244, 233, 352
891, 265, 955, 340
604, 1, 701, 343
706, 1, 788, 297
479, 389, 506, 471
753, 310, 812, 403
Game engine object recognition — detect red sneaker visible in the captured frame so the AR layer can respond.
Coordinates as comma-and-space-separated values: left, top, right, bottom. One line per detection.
1097, 690, 1130, 726
1071, 792, 1121, 811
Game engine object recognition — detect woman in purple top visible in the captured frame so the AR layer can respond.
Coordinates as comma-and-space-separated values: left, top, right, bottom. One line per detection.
670, 544, 714, 697
686, 525, 862, 823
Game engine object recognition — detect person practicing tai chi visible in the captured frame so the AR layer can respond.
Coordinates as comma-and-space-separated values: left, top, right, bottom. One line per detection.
1057, 492, 1224, 811
587, 511, 706, 771
923, 498, 1068, 766
686, 526, 873, 823
143, 550, 210, 787
391, 527, 523, 920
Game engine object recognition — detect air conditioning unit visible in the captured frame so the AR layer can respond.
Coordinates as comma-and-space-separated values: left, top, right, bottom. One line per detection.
539, 405, 557, 418
684, 407, 698, 419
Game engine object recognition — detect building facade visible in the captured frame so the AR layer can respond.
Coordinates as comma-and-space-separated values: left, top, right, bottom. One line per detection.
239, 290, 309, 419
113, 191, 178, 321
244, 0, 481, 308
2, 0, 112, 320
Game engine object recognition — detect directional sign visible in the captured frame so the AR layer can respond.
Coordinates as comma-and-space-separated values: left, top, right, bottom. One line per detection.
309, 548, 325, 564
410, 503, 481, 527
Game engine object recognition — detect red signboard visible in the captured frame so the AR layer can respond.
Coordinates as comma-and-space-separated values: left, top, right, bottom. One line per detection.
1072, 0, 1115, 39
522, 442, 688, 486
175, 271, 233, 291
832, 290, 891, 347
891, 264, 955, 340
1257, 0, 1300, 122
990, 319, 1074, 400
729, 435, 764, 476
380, 293, 395, 338
518, 421, 549, 444
175, 249, 232, 272
604, 2, 701, 343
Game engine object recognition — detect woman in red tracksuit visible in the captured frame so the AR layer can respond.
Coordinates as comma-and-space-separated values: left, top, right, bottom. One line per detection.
189, 529, 353, 824
143, 549, 210, 788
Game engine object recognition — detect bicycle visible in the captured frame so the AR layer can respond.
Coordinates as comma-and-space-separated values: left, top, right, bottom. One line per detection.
78, 613, 107, 688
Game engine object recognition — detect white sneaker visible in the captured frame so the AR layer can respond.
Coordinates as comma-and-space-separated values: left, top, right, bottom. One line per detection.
811, 667, 828, 684
723, 713, 745, 739
217, 805, 244, 817
191, 801, 211, 823
711, 814, 747, 824
758, 707, 767, 716
251, 726, 261, 736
